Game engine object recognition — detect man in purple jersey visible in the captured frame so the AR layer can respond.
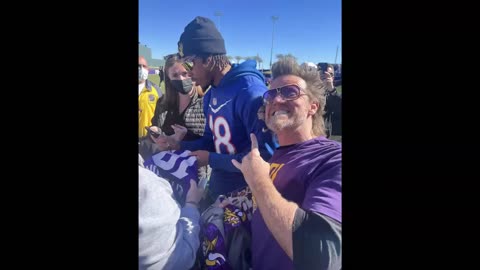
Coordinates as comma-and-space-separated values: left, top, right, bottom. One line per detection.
232, 56, 342, 270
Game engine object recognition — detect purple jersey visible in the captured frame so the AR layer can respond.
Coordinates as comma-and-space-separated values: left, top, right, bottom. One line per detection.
251, 136, 342, 270
202, 222, 231, 270
143, 150, 199, 205
199, 186, 254, 270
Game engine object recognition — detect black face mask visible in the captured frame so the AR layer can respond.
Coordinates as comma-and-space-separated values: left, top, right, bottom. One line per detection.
171, 78, 193, 95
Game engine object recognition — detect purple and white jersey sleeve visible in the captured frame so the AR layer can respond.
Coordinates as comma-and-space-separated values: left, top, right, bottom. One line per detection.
143, 150, 199, 205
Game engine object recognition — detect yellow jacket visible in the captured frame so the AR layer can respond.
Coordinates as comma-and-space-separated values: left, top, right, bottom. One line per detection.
139, 80, 161, 137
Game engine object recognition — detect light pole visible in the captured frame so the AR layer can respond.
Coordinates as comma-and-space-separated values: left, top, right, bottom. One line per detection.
269, 16, 279, 69
214, 11, 223, 31
334, 45, 339, 64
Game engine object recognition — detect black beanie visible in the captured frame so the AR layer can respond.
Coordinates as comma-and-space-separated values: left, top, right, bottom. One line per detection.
178, 16, 226, 57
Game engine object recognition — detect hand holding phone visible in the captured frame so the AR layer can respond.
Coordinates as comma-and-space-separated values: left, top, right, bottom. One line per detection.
145, 126, 161, 138
323, 72, 335, 92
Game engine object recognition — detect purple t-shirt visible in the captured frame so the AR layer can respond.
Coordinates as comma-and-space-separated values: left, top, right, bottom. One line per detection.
251, 136, 342, 270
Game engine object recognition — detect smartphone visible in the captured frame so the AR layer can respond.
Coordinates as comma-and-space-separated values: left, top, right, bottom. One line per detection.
145, 126, 161, 138
321, 71, 334, 81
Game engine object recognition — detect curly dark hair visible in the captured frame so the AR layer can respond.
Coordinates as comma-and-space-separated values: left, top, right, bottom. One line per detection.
197, 54, 231, 72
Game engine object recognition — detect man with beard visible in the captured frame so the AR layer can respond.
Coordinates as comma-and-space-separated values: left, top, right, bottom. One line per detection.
232, 57, 342, 270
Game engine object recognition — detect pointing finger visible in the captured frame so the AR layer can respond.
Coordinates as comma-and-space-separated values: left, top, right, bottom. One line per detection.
250, 133, 259, 152
231, 159, 242, 170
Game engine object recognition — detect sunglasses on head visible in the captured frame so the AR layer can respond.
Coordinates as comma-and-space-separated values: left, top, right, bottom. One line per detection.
263, 84, 305, 104
164, 53, 194, 70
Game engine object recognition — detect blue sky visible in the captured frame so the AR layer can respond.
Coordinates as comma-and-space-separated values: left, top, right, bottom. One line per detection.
139, 0, 341, 66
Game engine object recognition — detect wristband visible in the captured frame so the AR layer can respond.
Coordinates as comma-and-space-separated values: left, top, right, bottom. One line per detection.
185, 201, 199, 208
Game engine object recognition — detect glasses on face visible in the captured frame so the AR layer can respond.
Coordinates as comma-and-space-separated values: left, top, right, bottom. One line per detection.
182, 61, 193, 71
180, 55, 196, 67
139, 64, 147, 68
263, 84, 305, 104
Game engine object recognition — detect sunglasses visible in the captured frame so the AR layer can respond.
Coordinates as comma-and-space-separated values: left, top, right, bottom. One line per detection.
263, 84, 306, 104
182, 61, 193, 71
180, 55, 197, 67
163, 53, 194, 71
180, 55, 196, 62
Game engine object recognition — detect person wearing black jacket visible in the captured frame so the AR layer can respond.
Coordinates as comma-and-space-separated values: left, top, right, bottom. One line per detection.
158, 66, 165, 84
150, 54, 206, 142
140, 53, 210, 181
322, 64, 342, 138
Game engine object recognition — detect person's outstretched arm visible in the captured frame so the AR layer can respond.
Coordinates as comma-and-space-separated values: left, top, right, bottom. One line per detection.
232, 135, 341, 270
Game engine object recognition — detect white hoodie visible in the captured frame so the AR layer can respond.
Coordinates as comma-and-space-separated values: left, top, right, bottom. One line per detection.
138, 157, 200, 270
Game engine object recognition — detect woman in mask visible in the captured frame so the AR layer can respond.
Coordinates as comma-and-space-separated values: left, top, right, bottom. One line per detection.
149, 53, 206, 142
140, 53, 210, 187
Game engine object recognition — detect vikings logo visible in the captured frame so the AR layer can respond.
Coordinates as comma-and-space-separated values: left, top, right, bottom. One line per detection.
178, 42, 184, 58
205, 253, 227, 268
225, 187, 254, 220
203, 235, 218, 257
224, 205, 246, 227
202, 223, 229, 269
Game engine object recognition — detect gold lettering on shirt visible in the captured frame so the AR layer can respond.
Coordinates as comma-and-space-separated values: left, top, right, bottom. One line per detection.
269, 163, 285, 182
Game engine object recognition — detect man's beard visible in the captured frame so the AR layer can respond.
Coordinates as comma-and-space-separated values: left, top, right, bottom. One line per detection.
266, 112, 306, 134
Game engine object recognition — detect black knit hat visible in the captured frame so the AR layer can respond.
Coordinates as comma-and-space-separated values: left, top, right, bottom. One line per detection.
178, 16, 226, 57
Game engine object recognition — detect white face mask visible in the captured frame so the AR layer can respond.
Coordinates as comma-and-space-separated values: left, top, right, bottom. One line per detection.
138, 67, 149, 81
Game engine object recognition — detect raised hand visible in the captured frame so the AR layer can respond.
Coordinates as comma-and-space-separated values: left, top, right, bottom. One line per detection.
324, 71, 335, 92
